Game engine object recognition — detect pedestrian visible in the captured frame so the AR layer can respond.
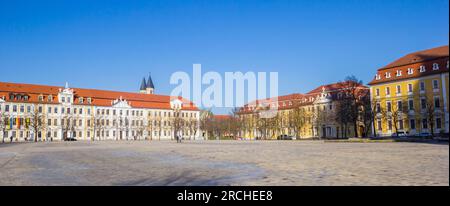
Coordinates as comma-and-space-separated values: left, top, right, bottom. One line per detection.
10, 135, 13, 143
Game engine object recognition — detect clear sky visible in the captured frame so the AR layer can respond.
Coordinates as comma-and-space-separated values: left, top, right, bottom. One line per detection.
0, 0, 448, 114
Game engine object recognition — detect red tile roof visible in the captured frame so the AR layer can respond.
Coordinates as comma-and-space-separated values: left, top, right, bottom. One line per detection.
213, 115, 232, 120
381, 45, 448, 70
238, 82, 368, 114
0, 81, 198, 111
369, 45, 449, 85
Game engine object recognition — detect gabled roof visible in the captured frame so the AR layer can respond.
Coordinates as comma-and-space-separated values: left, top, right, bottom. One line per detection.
380, 45, 448, 70
369, 45, 449, 85
0, 81, 198, 111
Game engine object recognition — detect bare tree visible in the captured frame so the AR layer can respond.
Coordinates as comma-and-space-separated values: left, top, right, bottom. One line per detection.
335, 98, 353, 138
29, 106, 46, 142
422, 97, 437, 137
288, 105, 306, 138
0, 112, 7, 143
228, 107, 243, 140
200, 110, 214, 140
361, 97, 377, 137
337, 76, 367, 137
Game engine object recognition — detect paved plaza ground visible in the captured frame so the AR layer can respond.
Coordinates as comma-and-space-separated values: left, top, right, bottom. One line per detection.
0, 140, 448, 186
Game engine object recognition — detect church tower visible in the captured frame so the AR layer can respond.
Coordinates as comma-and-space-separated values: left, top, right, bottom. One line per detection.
139, 77, 147, 94
146, 73, 155, 94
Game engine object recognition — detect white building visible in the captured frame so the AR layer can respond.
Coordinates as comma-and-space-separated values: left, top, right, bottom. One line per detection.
0, 75, 201, 142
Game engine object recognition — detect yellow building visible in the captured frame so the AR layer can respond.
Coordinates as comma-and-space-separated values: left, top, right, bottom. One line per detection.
368, 45, 449, 137
238, 82, 369, 139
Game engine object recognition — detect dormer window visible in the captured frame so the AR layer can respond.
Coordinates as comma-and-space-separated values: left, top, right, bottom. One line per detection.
38, 95, 44, 102
396, 70, 402, 77
375, 74, 381, 80
432, 63, 439, 70
419, 65, 426, 72
385, 72, 391, 78
24, 96, 28, 101
87, 98, 92, 104
79, 97, 84, 104
9, 94, 14, 100
407, 68, 414, 74
47, 95, 52, 102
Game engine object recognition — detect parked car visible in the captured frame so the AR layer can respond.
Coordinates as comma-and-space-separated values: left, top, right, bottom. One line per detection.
65, 137, 77, 141
277, 135, 293, 140
391, 132, 407, 137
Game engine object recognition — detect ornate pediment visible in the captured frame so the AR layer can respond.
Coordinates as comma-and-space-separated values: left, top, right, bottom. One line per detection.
170, 99, 183, 110
112, 96, 132, 108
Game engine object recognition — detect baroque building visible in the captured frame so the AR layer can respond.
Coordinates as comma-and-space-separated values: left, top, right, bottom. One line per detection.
238, 82, 369, 139
0, 75, 201, 142
368, 45, 449, 136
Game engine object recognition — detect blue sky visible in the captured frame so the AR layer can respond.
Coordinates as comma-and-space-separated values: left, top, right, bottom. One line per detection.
0, 0, 448, 114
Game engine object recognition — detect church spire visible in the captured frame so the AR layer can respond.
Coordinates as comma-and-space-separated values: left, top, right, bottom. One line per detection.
139, 77, 147, 93
147, 73, 154, 89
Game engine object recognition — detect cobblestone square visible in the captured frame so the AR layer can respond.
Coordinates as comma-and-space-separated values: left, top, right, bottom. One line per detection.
0, 141, 448, 186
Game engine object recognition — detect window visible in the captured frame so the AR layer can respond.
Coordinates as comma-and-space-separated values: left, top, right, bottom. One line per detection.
5, 105, 9, 112
388, 120, 392, 130
421, 98, 426, 109
38, 106, 42, 113
434, 97, 440, 108
385, 72, 391, 78
386, 87, 390, 95
408, 84, 413, 92
420, 81, 425, 91
48, 107, 51, 114
87, 98, 92, 104
432, 63, 439, 70
432, 80, 439, 89
419, 65, 426, 72
387, 102, 392, 112
408, 99, 414, 110
436, 118, 442, 129
377, 120, 382, 131
398, 120, 404, 130
422, 119, 428, 129
38, 95, 44, 102
410, 119, 416, 130
20, 106, 24, 113
54, 107, 58, 113
79, 97, 84, 104
376, 103, 381, 113
67, 97, 71, 103
407, 68, 414, 74
376, 88, 380, 96
48, 119, 51, 126
47, 95, 52, 102
375, 74, 381, 80
62, 97, 65, 102
13, 105, 17, 112
397, 101, 403, 111
396, 70, 402, 76
396, 85, 401, 94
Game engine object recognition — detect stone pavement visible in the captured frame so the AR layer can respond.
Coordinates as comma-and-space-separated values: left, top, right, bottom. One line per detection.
0, 140, 448, 186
